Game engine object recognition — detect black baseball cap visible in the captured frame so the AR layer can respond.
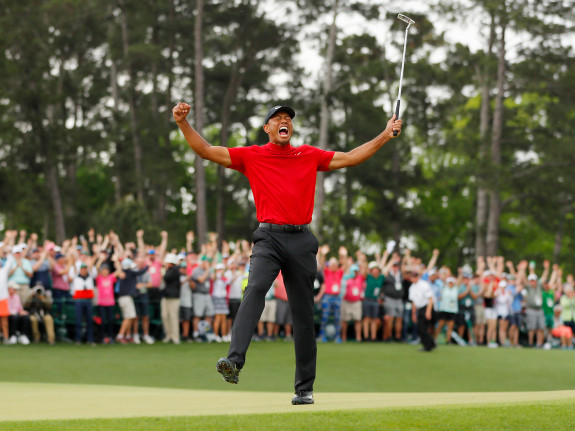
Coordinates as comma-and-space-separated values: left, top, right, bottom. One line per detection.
264, 105, 295, 125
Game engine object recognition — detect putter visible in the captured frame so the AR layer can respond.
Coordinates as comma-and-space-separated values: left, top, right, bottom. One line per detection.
394, 13, 415, 136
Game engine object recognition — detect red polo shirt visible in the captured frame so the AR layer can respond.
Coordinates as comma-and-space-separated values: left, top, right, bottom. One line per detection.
228, 143, 334, 225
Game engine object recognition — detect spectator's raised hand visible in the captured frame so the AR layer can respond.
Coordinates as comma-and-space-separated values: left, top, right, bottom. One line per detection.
186, 231, 195, 243
319, 244, 330, 256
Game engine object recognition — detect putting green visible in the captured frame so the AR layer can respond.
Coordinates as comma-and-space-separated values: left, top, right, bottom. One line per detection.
2, 382, 575, 421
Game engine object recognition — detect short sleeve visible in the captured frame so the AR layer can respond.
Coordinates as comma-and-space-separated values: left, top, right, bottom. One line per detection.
316, 149, 335, 172
228, 147, 247, 173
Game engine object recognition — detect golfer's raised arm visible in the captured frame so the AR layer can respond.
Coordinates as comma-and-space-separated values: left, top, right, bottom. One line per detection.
173, 102, 231, 168
328, 115, 402, 171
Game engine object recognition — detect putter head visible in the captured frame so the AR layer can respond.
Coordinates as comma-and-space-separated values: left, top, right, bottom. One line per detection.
397, 14, 415, 26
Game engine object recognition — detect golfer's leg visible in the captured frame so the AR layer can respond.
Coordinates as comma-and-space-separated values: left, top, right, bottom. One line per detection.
284, 230, 319, 392
228, 231, 281, 368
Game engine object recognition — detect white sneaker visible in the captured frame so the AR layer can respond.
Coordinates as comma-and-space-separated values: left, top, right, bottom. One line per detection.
142, 335, 154, 345
214, 335, 222, 343
18, 335, 30, 345
6, 335, 17, 345
223, 334, 231, 342
488, 342, 498, 348
132, 334, 141, 345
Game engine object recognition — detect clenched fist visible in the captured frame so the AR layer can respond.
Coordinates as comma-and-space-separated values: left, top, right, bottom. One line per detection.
173, 102, 191, 123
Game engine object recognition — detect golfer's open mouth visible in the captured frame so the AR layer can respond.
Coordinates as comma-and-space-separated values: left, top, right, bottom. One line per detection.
279, 126, 289, 137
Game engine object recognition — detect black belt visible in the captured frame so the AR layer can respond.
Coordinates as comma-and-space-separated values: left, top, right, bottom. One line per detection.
259, 223, 309, 232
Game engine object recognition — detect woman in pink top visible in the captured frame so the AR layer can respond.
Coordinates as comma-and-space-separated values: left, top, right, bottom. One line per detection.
96, 264, 118, 344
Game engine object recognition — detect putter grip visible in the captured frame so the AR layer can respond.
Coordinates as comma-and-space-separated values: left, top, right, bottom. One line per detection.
393, 100, 400, 136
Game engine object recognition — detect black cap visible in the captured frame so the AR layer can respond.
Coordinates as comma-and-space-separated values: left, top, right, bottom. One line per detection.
264, 105, 295, 125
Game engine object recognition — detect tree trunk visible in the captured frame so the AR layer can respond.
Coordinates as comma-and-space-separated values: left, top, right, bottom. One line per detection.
215, 49, 251, 243
475, 13, 496, 259
46, 165, 67, 243
119, 0, 144, 202
313, 0, 339, 242
194, 0, 208, 247
553, 205, 570, 262
486, 16, 506, 256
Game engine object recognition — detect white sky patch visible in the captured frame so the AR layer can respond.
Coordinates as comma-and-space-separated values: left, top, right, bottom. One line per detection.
514, 150, 540, 164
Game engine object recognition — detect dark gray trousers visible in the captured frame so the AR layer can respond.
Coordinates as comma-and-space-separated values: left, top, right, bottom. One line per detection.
227, 227, 318, 392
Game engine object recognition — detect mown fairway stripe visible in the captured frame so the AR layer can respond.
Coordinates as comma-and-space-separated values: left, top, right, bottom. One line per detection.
1, 383, 575, 421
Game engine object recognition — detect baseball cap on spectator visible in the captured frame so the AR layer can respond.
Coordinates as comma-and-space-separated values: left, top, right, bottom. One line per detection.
177, 252, 186, 261
164, 253, 179, 265
80, 263, 88, 269
147, 249, 156, 255
8, 281, 20, 289
483, 270, 493, 277
446, 277, 456, 284
368, 261, 380, 270
55, 253, 65, 260
53, 246, 61, 252
264, 105, 295, 125
527, 274, 538, 282
215, 263, 226, 270
499, 280, 507, 288
462, 272, 473, 279
122, 258, 136, 270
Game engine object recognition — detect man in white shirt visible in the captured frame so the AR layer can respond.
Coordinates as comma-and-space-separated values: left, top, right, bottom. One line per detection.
409, 271, 436, 352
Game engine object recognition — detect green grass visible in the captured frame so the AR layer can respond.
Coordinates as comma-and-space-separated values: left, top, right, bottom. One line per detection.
2, 342, 575, 430
1, 342, 574, 392
2, 401, 575, 431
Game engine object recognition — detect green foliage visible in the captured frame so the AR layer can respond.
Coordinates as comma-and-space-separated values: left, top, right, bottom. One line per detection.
0, 0, 573, 267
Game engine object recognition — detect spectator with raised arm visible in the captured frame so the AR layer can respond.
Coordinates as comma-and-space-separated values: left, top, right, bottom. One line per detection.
8, 244, 33, 304
382, 252, 405, 342
524, 267, 545, 348
191, 255, 215, 341
473, 257, 487, 345
140, 230, 168, 322
456, 269, 478, 345
134, 254, 154, 345
161, 253, 182, 344
317, 246, 347, 343
435, 276, 459, 344
362, 259, 385, 342
482, 258, 498, 348
340, 253, 367, 343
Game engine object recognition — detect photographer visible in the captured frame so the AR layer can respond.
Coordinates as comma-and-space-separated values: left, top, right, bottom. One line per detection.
24, 283, 55, 345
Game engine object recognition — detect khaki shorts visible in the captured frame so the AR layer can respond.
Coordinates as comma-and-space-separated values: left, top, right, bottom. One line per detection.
260, 299, 277, 323
118, 295, 136, 320
474, 304, 486, 325
341, 300, 362, 322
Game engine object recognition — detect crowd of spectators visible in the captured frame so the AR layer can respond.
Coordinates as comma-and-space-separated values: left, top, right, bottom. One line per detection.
0, 229, 573, 351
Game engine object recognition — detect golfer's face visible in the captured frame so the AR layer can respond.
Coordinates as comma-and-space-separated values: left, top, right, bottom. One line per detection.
265, 112, 293, 145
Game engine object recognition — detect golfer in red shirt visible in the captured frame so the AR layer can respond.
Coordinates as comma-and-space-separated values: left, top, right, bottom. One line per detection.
173, 102, 402, 405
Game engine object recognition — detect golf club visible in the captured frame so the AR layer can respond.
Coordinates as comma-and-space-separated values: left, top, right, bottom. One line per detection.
394, 13, 415, 136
